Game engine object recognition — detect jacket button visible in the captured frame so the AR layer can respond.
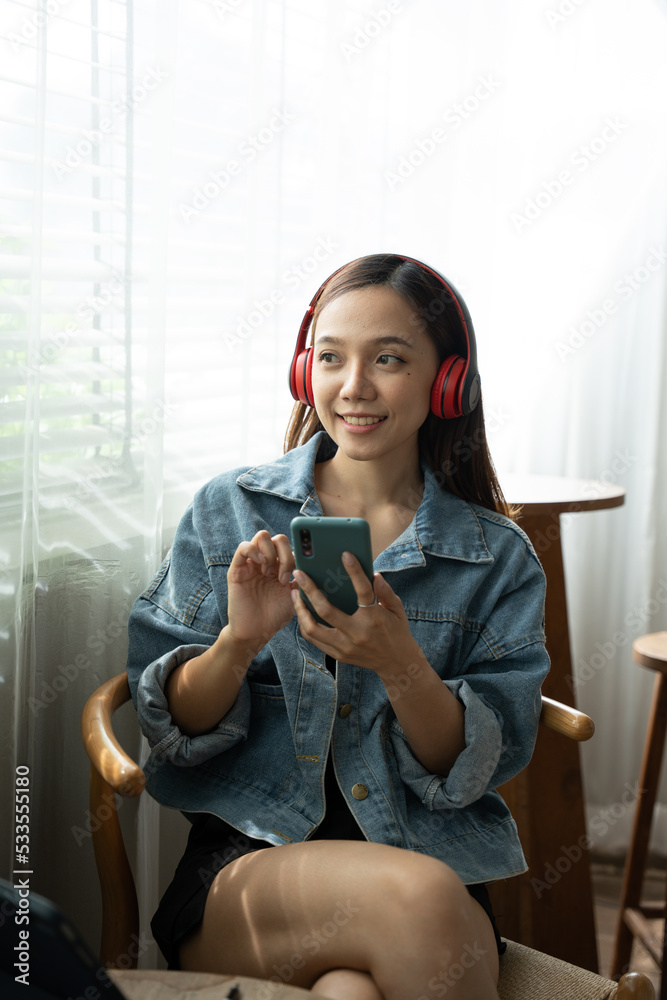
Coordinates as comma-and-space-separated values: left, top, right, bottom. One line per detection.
351, 783, 368, 800
339, 703, 352, 718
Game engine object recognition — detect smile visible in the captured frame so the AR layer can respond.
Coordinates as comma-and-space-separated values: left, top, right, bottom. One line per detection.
339, 415, 387, 426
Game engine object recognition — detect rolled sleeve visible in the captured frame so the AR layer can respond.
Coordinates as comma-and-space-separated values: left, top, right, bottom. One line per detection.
389, 639, 547, 810
135, 641, 250, 767
126, 496, 251, 767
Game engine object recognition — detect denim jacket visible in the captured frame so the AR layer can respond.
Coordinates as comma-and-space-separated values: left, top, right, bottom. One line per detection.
126, 431, 550, 884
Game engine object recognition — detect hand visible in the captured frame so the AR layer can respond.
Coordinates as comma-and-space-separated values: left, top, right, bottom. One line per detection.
291, 551, 421, 678
226, 530, 296, 648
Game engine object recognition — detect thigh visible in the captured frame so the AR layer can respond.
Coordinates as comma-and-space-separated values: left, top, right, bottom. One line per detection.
179, 839, 499, 995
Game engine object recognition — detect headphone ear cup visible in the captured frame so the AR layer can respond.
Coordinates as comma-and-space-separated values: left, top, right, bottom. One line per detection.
292, 347, 314, 407
431, 355, 465, 419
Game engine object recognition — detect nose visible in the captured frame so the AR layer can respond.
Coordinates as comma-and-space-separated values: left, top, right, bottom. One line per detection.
340, 359, 376, 399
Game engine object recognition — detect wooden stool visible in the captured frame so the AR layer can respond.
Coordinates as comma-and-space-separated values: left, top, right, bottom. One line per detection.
611, 631, 667, 995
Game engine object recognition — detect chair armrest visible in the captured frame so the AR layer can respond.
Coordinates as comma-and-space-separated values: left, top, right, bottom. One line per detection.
81, 672, 145, 796
540, 695, 595, 742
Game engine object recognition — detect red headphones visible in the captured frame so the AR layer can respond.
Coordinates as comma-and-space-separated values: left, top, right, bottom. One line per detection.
288, 254, 481, 419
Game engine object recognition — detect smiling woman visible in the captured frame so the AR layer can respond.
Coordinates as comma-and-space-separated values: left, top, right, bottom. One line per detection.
4, 0, 667, 985
126, 254, 551, 999
285, 255, 509, 522
309, 286, 440, 519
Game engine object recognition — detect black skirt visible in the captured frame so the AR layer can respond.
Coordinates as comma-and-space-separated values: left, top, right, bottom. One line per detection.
151, 750, 506, 968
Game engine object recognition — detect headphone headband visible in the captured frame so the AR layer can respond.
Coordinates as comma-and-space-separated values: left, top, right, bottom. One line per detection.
288, 254, 480, 418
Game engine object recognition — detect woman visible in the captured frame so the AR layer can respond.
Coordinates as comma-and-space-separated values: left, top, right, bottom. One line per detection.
126, 254, 550, 1000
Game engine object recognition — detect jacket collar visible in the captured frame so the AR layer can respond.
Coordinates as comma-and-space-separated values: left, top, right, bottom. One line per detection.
236, 431, 493, 570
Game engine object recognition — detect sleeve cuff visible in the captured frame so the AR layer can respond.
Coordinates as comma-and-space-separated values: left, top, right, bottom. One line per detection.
136, 643, 251, 767
389, 678, 503, 810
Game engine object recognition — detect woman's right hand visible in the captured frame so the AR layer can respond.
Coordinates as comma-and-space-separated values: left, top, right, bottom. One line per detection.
225, 530, 296, 649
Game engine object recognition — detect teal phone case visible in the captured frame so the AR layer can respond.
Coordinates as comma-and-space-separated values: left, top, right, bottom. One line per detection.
290, 516, 374, 626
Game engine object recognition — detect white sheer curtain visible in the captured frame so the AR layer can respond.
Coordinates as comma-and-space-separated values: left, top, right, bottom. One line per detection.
2, 0, 667, 965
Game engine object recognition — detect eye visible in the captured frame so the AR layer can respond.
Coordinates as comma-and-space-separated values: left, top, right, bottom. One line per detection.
317, 351, 339, 364
377, 354, 404, 366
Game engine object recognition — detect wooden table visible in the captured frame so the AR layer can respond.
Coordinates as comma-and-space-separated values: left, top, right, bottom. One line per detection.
109, 968, 330, 998
487, 474, 625, 973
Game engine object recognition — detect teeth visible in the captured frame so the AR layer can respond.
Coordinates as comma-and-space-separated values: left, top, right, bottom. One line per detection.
342, 415, 384, 426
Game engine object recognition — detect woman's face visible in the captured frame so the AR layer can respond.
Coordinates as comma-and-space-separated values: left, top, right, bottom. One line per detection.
311, 285, 440, 465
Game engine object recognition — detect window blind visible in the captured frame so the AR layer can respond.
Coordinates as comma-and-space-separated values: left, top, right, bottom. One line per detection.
0, 0, 135, 510
0, 0, 347, 536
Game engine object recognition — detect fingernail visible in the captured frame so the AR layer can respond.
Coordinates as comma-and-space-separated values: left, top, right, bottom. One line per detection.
342, 551, 354, 565
280, 572, 291, 584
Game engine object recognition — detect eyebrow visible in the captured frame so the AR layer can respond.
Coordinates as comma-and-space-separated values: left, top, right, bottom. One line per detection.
314, 335, 415, 349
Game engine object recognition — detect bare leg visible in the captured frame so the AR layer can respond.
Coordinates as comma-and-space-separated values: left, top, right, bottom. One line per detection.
311, 968, 383, 999
179, 840, 500, 1000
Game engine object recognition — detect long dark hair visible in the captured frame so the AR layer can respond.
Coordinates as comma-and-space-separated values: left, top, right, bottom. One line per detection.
284, 253, 516, 519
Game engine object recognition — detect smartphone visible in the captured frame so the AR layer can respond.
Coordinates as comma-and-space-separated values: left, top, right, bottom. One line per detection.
290, 516, 374, 627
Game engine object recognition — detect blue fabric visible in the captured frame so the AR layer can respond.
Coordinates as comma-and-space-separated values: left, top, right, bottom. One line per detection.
126, 431, 550, 884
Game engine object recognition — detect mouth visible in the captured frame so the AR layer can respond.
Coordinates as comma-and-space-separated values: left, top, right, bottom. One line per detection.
338, 415, 387, 426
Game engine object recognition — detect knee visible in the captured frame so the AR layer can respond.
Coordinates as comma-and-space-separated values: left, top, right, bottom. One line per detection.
312, 968, 384, 1000
386, 854, 472, 938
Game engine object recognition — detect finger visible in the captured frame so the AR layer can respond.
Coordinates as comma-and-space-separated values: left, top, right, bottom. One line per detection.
292, 569, 344, 628
341, 551, 376, 605
291, 587, 341, 650
271, 533, 295, 583
373, 572, 405, 613
291, 582, 319, 629
231, 539, 266, 567
253, 530, 278, 567
249, 531, 289, 580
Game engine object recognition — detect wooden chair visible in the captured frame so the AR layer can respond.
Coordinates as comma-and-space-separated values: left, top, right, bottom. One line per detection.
611, 632, 667, 996
81, 673, 656, 999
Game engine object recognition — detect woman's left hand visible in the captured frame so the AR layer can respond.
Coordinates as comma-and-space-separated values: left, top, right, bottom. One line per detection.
291, 552, 421, 679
